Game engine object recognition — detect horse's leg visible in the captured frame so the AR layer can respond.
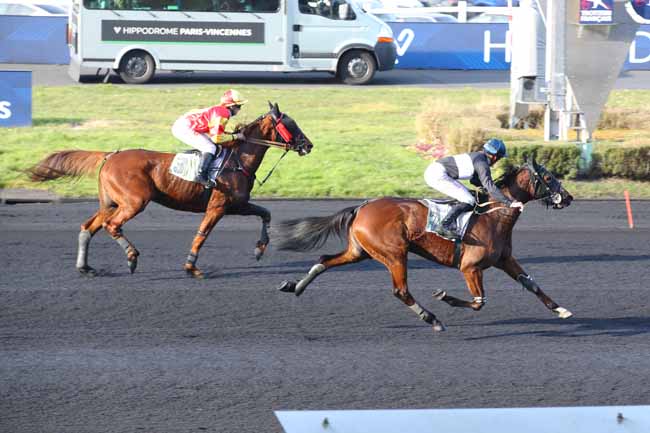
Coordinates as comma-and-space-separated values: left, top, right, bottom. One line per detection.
77, 207, 116, 276
433, 267, 486, 311
497, 255, 573, 319
184, 207, 226, 279
227, 202, 271, 260
383, 256, 446, 332
103, 201, 148, 274
278, 239, 367, 296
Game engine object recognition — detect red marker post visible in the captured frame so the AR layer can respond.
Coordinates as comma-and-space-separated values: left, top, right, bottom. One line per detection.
624, 190, 634, 229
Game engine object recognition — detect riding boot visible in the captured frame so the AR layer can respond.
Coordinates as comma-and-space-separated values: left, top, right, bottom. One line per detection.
436, 202, 474, 240
197, 152, 215, 188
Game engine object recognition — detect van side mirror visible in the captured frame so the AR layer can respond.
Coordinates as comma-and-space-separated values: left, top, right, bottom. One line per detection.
337, 3, 350, 19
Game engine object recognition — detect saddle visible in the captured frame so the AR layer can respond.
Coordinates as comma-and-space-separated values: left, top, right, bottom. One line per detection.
421, 189, 499, 240
169, 148, 232, 184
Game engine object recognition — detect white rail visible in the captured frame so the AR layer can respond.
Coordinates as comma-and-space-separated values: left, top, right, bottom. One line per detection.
366, 1, 517, 22
276, 405, 650, 433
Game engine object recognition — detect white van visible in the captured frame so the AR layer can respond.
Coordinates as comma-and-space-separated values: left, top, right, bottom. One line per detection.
67, 0, 397, 84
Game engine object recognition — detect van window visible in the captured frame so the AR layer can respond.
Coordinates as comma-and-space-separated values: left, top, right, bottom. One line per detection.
298, 0, 356, 20
84, 0, 279, 12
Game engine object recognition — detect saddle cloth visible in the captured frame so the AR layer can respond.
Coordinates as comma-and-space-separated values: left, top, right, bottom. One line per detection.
420, 199, 473, 240
169, 148, 231, 184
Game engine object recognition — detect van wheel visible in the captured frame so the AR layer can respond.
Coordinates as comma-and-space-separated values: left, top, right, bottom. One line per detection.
119, 51, 155, 84
337, 50, 376, 85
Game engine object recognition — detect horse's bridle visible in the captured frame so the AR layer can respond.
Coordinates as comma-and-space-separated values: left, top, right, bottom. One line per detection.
243, 110, 308, 154
525, 163, 563, 206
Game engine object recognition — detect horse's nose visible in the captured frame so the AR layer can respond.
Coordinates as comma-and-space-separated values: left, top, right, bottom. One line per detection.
563, 192, 574, 206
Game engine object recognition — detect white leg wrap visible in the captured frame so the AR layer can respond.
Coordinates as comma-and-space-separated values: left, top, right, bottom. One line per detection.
295, 263, 326, 292
114, 236, 130, 253
409, 302, 434, 324
76, 230, 91, 268
473, 296, 486, 304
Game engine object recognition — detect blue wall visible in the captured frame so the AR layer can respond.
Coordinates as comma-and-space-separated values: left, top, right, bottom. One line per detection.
389, 22, 650, 71
0, 16, 648, 70
0, 71, 32, 127
0, 16, 70, 64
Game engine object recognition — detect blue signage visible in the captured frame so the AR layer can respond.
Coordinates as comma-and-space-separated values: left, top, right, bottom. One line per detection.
389, 24, 650, 71
0, 16, 69, 64
392, 23, 510, 70
0, 71, 32, 128
579, 0, 614, 24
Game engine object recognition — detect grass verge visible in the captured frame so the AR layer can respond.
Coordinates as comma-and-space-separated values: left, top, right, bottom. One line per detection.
1, 85, 648, 199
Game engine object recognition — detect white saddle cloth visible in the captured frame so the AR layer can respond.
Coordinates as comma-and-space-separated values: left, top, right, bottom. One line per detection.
420, 199, 473, 240
169, 148, 231, 183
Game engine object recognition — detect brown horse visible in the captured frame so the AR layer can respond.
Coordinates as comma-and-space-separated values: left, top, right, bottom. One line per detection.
274, 159, 574, 332
29, 103, 313, 278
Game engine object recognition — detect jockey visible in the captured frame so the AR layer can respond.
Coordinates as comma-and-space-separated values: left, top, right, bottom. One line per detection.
172, 89, 247, 187
423, 138, 525, 240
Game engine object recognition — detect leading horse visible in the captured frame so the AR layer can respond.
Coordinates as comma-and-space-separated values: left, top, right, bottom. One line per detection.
29, 103, 313, 278
274, 159, 573, 332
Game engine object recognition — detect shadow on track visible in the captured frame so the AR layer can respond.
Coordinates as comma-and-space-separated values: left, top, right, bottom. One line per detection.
466, 316, 650, 340
520, 254, 650, 264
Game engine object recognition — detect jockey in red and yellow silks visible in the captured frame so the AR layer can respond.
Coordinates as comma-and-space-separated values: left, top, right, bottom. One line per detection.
172, 89, 248, 188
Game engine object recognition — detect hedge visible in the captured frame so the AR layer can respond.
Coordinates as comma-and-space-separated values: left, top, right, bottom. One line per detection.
502, 145, 581, 179
501, 145, 650, 180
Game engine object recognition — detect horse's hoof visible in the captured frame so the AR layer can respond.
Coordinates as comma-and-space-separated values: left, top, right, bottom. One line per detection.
553, 307, 573, 319
77, 266, 97, 277
254, 247, 264, 261
185, 266, 205, 279
432, 290, 447, 301
128, 259, 137, 274
432, 320, 447, 332
277, 280, 296, 293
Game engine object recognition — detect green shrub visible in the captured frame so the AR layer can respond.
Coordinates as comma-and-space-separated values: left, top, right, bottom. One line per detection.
599, 147, 650, 180
503, 145, 581, 179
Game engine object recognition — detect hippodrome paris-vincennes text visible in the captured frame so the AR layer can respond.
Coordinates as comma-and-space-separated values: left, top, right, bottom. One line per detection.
118, 27, 253, 37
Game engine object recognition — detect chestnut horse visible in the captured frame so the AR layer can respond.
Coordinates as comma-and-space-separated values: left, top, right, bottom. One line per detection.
274, 159, 573, 332
29, 103, 313, 278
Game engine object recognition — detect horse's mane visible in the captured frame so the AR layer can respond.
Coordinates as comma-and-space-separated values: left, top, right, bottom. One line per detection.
494, 164, 520, 188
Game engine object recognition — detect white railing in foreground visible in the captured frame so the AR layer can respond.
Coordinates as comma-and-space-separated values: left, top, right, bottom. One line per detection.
367, 1, 517, 22
276, 405, 650, 433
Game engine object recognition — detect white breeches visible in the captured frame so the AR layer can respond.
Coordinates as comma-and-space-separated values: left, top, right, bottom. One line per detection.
424, 162, 476, 205
172, 118, 217, 155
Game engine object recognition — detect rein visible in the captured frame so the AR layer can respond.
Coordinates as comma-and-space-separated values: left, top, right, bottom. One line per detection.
474, 164, 559, 215
255, 150, 289, 188
236, 110, 294, 186
245, 137, 290, 150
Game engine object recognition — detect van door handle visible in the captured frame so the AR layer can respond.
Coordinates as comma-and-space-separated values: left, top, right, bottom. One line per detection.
293, 25, 302, 31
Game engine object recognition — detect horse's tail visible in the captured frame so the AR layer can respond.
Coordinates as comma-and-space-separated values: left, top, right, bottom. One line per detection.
28, 150, 109, 182
274, 206, 359, 252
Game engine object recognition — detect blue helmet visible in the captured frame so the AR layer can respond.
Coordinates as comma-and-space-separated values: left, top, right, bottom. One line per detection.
483, 138, 507, 158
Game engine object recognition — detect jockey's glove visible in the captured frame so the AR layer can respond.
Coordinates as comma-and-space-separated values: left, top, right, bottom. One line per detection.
510, 200, 525, 210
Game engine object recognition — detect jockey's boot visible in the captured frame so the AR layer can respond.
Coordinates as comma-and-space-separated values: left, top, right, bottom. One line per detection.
197, 152, 215, 188
436, 202, 474, 240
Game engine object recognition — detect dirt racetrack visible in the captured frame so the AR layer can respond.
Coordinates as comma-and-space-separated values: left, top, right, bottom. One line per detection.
1, 199, 649, 433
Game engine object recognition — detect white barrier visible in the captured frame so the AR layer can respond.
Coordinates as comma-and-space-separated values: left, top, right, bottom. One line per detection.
276, 405, 650, 433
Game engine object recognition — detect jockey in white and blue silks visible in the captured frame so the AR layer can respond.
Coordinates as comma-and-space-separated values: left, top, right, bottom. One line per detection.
424, 138, 524, 240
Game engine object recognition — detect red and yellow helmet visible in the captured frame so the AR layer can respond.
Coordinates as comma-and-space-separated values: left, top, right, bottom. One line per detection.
220, 89, 248, 107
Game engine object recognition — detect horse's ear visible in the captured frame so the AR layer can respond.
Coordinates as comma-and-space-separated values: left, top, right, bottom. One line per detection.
274, 102, 280, 114
525, 155, 534, 166
268, 101, 274, 110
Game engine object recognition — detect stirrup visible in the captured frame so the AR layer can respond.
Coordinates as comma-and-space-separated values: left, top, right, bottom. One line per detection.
202, 178, 216, 189
435, 227, 459, 240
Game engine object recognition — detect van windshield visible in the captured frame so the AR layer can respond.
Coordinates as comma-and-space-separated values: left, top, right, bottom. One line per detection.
298, 0, 356, 20
84, 0, 280, 13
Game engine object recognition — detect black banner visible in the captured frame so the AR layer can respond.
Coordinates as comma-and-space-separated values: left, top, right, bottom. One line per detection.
101, 20, 264, 43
